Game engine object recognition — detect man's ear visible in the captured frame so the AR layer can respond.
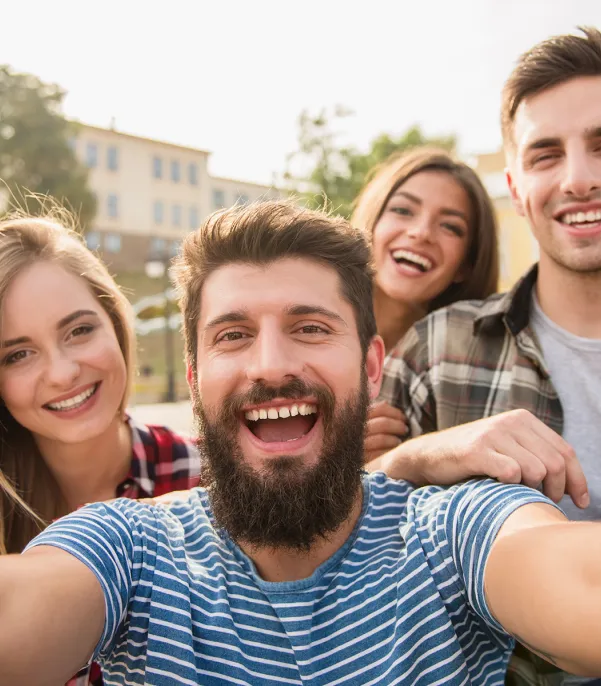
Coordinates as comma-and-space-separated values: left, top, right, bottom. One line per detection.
365, 335, 385, 401
186, 361, 197, 398
506, 167, 525, 217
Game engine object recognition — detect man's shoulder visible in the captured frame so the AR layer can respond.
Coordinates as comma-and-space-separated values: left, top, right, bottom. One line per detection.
415, 292, 509, 336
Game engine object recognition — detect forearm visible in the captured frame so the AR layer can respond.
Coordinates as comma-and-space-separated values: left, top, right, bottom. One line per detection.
487, 520, 601, 676
0, 548, 104, 685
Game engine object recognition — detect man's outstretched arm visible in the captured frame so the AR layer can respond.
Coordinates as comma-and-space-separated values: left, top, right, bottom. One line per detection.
0, 546, 104, 685
486, 503, 601, 676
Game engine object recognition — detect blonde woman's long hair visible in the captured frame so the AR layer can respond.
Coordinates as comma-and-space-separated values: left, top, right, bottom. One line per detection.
0, 215, 136, 554
351, 147, 499, 313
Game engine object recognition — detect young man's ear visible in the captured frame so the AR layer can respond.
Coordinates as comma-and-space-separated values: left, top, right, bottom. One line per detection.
365, 335, 385, 401
506, 167, 525, 217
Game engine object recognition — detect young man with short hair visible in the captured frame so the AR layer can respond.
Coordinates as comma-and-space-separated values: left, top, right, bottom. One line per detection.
374, 27, 601, 686
1, 201, 601, 685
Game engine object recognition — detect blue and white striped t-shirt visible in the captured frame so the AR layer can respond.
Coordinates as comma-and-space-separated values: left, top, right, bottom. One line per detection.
28, 473, 553, 685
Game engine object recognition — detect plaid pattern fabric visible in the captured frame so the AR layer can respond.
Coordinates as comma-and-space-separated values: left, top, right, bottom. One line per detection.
380, 265, 566, 686
66, 416, 201, 686
380, 265, 563, 438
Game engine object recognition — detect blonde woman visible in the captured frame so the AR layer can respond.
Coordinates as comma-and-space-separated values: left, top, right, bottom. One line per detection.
0, 215, 200, 686
353, 148, 500, 461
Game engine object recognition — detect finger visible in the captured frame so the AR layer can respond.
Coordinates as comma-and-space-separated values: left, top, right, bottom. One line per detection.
563, 448, 589, 509
498, 437, 551, 491
366, 416, 408, 437
364, 434, 402, 454
368, 401, 406, 422
509, 431, 567, 503
477, 451, 523, 485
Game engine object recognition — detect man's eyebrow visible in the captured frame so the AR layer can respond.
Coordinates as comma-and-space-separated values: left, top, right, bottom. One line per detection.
524, 136, 561, 154
286, 304, 347, 327
203, 310, 249, 331
0, 309, 98, 349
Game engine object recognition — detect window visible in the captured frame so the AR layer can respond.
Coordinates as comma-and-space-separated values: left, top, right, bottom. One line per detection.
151, 237, 166, 255
189, 206, 199, 229
153, 156, 162, 179
212, 189, 225, 210
154, 200, 164, 224
236, 193, 250, 205
188, 163, 198, 185
107, 146, 118, 171
105, 233, 121, 253
86, 143, 98, 168
169, 240, 181, 257
171, 160, 180, 182
172, 204, 182, 227
107, 194, 119, 218
85, 231, 100, 250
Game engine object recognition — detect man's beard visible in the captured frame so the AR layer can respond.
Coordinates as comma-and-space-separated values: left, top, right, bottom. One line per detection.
194, 375, 369, 551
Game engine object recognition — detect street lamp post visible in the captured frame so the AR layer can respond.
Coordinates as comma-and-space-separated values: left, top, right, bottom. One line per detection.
144, 252, 177, 403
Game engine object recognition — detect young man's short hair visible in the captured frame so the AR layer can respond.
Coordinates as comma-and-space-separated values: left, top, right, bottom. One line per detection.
501, 26, 601, 148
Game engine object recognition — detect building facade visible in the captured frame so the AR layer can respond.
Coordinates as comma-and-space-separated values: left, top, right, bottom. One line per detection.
473, 149, 539, 291
72, 123, 281, 271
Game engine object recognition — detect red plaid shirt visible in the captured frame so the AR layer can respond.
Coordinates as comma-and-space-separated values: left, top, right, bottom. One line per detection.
66, 416, 201, 686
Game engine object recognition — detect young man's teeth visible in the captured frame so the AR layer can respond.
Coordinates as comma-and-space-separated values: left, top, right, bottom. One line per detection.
391, 249, 432, 271
245, 403, 317, 421
47, 385, 96, 411
562, 209, 601, 225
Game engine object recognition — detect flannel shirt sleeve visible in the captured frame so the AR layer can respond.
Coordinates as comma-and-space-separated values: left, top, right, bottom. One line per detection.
379, 319, 438, 438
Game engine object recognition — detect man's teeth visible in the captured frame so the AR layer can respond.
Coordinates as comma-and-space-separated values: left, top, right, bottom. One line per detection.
561, 209, 601, 225
245, 403, 317, 421
391, 249, 432, 271
46, 385, 96, 411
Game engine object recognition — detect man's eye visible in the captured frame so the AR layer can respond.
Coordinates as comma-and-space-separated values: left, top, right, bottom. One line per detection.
217, 331, 246, 343
298, 325, 327, 335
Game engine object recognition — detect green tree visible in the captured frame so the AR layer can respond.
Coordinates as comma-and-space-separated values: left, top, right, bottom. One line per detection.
285, 106, 456, 218
0, 66, 96, 229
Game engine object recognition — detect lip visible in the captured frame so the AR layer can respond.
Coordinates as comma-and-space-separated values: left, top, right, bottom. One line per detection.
240, 397, 318, 413
239, 412, 323, 455
44, 382, 99, 406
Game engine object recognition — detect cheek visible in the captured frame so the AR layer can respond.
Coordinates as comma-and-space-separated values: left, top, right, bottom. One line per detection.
371, 220, 396, 267
0, 374, 36, 417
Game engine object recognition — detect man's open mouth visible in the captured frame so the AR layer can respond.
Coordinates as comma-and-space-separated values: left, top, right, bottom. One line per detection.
243, 403, 319, 443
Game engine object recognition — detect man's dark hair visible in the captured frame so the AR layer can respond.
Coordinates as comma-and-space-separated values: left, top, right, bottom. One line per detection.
502, 26, 601, 147
174, 200, 377, 366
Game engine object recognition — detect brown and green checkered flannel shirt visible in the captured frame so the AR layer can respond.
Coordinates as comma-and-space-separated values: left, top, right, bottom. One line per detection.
380, 265, 574, 686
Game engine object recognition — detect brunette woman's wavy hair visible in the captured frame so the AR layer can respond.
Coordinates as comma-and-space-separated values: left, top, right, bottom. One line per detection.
0, 213, 135, 553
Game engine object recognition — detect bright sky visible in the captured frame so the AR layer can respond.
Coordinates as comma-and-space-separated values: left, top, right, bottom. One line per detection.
2, 0, 599, 185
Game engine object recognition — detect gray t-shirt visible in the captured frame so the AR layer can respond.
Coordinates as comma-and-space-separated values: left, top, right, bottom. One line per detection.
531, 293, 601, 523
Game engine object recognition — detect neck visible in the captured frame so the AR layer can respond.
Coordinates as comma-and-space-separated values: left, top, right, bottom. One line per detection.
239, 487, 364, 583
536, 257, 601, 338
35, 414, 133, 511
374, 288, 427, 353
